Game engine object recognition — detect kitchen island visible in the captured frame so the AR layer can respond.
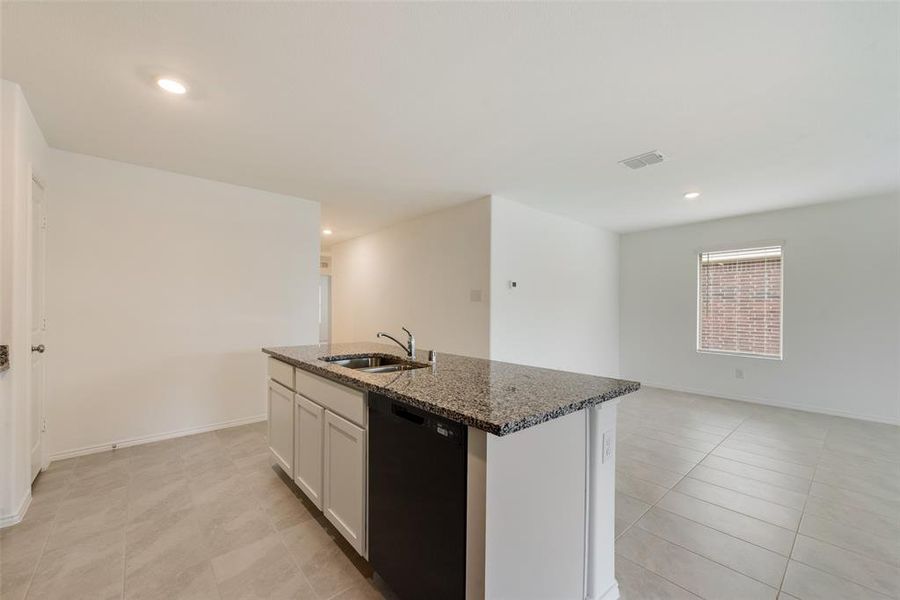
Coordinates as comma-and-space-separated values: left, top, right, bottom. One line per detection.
263, 342, 639, 600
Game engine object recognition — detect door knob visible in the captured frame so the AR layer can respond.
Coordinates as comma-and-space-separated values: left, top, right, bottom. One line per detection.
31, 344, 45, 353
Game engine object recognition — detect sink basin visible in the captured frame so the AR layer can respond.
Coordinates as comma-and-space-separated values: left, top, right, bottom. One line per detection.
321, 354, 429, 373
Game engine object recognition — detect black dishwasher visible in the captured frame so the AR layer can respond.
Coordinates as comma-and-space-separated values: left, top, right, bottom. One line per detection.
369, 393, 467, 600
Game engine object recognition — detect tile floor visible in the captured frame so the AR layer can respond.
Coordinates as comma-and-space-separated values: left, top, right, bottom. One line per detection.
1, 386, 897, 599
0, 421, 394, 600
614, 387, 900, 600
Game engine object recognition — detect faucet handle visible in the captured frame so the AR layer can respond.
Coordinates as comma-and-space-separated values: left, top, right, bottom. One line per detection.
401, 326, 413, 339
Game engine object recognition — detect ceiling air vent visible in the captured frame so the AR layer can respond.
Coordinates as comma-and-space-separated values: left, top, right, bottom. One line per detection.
619, 150, 666, 170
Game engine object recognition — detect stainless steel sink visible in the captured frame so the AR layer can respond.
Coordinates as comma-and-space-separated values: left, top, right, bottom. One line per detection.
321, 354, 429, 373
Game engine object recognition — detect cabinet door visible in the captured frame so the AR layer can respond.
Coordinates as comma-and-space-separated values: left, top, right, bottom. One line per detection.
295, 394, 324, 510
268, 380, 294, 477
323, 410, 367, 555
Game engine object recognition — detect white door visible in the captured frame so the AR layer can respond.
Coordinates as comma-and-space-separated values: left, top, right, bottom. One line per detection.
319, 275, 331, 343
323, 410, 366, 555
30, 178, 47, 482
294, 394, 324, 509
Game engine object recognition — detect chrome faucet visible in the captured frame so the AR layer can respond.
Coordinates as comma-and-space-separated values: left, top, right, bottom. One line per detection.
377, 327, 415, 358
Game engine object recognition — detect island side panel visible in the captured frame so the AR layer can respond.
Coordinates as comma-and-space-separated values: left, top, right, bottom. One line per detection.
482, 409, 588, 599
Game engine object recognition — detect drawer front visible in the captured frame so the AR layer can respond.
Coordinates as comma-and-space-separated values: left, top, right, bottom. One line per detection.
295, 368, 366, 427
268, 357, 294, 390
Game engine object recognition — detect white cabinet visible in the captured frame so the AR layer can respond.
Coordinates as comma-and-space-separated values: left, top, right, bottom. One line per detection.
267, 359, 368, 557
323, 410, 367, 556
294, 394, 324, 510
267, 380, 294, 477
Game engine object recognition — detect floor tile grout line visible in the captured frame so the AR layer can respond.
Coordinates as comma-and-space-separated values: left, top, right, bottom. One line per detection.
615, 410, 757, 600
787, 553, 897, 599
668, 484, 800, 530
691, 462, 813, 495
615, 469, 677, 495
715, 442, 819, 468
803, 492, 900, 528
20, 470, 69, 600
775, 429, 822, 597
624, 523, 781, 594
615, 439, 700, 471
618, 435, 709, 461
617, 453, 695, 478
727, 430, 826, 452
618, 426, 724, 452
707, 448, 815, 478
807, 476, 900, 505
678, 474, 806, 512
618, 420, 729, 444
695, 458, 813, 492
730, 427, 828, 446
647, 503, 794, 558
615, 554, 705, 600
268, 509, 325, 599
790, 527, 900, 568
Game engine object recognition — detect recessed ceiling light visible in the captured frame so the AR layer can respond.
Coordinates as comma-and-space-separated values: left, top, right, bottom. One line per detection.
157, 78, 187, 95
684, 191, 701, 200
322, 229, 333, 235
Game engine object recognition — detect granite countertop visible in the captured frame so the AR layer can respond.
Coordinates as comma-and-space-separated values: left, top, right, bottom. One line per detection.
263, 342, 639, 436
0, 345, 8, 373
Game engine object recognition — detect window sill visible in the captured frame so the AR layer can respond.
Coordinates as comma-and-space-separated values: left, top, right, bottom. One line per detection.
696, 349, 783, 361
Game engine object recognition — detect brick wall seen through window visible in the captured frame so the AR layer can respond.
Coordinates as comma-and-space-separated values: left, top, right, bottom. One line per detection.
698, 245, 783, 358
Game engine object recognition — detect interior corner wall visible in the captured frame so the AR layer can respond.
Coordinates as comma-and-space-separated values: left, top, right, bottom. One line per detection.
330, 197, 492, 358
45, 149, 320, 458
489, 196, 620, 377
0, 80, 49, 523
620, 194, 900, 424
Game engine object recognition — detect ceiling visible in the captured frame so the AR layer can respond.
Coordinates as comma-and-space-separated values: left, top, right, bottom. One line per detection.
3, 2, 898, 245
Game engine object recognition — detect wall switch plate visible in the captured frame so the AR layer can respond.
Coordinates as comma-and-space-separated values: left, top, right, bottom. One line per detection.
508, 280, 517, 289
735, 368, 744, 379
602, 430, 614, 464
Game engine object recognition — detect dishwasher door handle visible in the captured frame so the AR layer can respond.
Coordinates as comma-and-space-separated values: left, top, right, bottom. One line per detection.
392, 403, 425, 425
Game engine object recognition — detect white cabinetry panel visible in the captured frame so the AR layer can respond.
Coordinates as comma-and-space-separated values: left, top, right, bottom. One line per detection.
323, 410, 367, 555
268, 380, 294, 477
295, 394, 324, 510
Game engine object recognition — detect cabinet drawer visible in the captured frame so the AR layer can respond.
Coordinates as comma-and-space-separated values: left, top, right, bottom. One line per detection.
295, 367, 366, 427
268, 357, 294, 390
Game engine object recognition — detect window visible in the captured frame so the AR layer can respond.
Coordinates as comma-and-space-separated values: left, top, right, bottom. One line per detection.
697, 245, 783, 359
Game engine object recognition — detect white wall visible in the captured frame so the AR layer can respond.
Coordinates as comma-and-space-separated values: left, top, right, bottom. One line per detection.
45, 150, 320, 457
620, 194, 900, 424
330, 197, 491, 358
0, 80, 49, 523
490, 196, 620, 377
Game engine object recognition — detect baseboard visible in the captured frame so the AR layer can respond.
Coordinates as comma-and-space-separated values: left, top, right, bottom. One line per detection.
48, 413, 267, 463
638, 381, 900, 426
0, 491, 32, 529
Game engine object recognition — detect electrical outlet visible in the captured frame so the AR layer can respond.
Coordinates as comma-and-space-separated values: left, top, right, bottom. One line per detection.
602, 430, 614, 464
735, 368, 744, 379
